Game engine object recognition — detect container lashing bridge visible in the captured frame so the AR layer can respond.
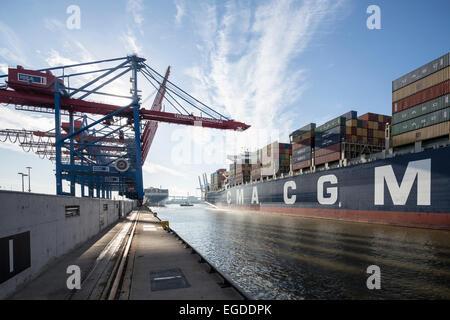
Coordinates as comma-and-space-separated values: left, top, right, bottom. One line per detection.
0, 56, 250, 203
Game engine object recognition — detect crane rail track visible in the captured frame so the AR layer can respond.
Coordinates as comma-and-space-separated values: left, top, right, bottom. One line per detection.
100, 208, 141, 300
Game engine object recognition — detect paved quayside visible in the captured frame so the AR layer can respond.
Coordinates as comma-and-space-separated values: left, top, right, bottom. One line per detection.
120, 208, 243, 300
8, 207, 244, 300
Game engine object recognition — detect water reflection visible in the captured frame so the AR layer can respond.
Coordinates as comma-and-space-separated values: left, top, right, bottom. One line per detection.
153, 204, 450, 299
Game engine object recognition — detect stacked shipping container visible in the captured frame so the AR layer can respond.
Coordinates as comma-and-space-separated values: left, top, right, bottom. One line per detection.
227, 152, 251, 186
356, 112, 391, 146
250, 149, 262, 181
210, 169, 226, 191
314, 111, 353, 165
228, 161, 236, 186
290, 123, 315, 171
251, 142, 291, 181
313, 111, 390, 166
234, 162, 251, 185
391, 53, 450, 147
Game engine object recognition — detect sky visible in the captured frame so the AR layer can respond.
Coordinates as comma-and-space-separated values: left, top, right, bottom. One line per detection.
0, 0, 449, 198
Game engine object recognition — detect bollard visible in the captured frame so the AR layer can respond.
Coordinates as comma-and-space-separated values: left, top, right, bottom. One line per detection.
161, 220, 169, 230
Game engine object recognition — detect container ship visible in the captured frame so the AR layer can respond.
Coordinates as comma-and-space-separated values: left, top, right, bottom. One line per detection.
144, 187, 169, 206
205, 52, 450, 230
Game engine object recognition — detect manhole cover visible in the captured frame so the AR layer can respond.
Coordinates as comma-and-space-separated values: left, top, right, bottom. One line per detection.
150, 268, 190, 291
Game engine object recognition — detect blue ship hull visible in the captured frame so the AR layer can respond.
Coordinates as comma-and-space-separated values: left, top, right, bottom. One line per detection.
206, 147, 450, 229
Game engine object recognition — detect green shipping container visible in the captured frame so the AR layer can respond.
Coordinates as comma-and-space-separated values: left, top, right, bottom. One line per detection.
315, 117, 347, 133
392, 107, 450, 136
392, 94, 449, 125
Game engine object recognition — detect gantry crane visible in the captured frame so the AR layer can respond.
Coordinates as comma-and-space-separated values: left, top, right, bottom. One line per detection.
0, 55, 250, 203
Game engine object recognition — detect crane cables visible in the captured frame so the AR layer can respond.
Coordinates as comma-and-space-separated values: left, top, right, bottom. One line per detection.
141, 64, 229, 120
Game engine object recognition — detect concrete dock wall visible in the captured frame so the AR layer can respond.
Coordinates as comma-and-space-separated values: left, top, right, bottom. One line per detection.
0, 191, 137, 299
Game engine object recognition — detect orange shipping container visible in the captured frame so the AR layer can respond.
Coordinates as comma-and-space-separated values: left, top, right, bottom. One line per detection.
292, 160, 311, 171
393, 66, 450, 102
315, 152, 341, 165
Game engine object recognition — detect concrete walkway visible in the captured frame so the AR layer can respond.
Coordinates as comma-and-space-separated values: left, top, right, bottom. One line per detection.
9, 208, 243, 300
9, 213, 135, 300
119, 211, 242, 300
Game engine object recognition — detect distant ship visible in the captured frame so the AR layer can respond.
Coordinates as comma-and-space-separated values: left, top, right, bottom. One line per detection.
180, 201, 194, 207
144, 187, 169, 206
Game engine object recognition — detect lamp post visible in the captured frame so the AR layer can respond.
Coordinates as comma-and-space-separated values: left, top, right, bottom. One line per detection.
18, 172, 28, 192
26, 166, 32, 192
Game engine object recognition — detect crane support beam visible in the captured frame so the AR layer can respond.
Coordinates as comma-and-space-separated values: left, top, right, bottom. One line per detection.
0, 89, 249, 131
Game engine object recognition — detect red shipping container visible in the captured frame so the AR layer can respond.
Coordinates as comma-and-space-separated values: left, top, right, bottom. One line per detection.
292, 160, 311, 170
358, 113, 369, 121
315, 142, 341, 157
315, 151, 340, 165
351, 126, 357, 135
392, 79, 450, 114
362, 120, 368, 129
292, 138, 312, 149
358, 113, 379, 121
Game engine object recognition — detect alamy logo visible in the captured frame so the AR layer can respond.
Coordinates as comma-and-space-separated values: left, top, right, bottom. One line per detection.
374, 159, 431, 206
66, 265, 81, 290
366, 5, 381, 30
66, 5, 81, 30
366, 265, 381, 290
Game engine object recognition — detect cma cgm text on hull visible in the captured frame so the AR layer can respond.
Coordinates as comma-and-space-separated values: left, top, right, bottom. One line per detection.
206, 147, 450, 230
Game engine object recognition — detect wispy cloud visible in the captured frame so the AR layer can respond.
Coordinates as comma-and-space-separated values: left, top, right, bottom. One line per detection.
127, 0, 144, 29
143, 162, 189, 179
122, 0, 145, 57
43, 18, 97, 76
0, 107, 53, 131
119, 30, 143, 55
188, 0, 345, 150
0, 63, 7, 75
43, 18, 65, 32
42, 25, 131, 106
0, 20, 28, 66
174, 0, 186, 25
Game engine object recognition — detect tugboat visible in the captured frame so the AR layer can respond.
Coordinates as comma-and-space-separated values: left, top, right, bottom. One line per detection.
180, 192, 194, 206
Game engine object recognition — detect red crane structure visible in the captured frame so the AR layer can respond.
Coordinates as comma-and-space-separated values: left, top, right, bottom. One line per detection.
0, 55, 250, 202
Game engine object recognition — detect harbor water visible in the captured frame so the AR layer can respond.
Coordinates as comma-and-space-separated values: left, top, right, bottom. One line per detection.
154, 204, 450, 299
